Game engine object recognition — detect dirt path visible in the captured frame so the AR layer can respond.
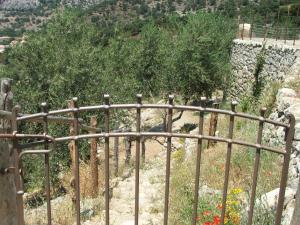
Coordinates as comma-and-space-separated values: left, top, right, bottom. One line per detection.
84, 151, 166, 225
84, 111, 200, 225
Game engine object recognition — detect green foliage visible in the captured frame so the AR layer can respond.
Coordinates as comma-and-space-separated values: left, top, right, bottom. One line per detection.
173, 12, 236, 101
253, 45, 266, 93
0, 9, 235, 191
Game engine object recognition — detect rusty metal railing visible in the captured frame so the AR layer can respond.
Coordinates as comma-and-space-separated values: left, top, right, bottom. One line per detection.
0, 94, 296, 225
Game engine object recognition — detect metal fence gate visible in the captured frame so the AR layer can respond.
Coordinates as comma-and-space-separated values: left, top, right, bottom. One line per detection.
0, 93, 296, 225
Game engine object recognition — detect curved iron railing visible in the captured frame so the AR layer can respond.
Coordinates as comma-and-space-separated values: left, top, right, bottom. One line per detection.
0, 94, 296, 225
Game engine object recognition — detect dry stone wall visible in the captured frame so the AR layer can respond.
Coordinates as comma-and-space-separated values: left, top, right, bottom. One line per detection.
264, 88, 300, 225
230, 39, 300, 100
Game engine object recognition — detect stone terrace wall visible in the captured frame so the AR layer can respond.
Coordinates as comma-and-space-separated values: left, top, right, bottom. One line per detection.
230, 39, 300, 100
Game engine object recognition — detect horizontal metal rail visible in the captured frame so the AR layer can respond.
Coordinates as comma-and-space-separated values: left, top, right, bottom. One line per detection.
0, 133, 55, 142
53, 132, 286, 155
16, 104, 290, 128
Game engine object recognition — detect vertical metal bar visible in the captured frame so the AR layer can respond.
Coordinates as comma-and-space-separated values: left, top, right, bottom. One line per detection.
11, 105, 25, 225
247, 108, 266, 225
41, 103, 52, 225
192, 105, 205, 225
163, 95, 174, 225
71, 98, 80, 225
220, 101, 237, 225
104, 94, 110, 225
275, 113, 295, 225
135, 94, 142, 225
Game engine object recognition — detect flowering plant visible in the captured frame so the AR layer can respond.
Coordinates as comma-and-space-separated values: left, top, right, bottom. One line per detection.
195, 188, 243, 225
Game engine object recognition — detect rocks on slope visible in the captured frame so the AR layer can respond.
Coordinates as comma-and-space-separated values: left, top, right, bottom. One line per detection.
0, 0, 39, 10
83, 153, 165, 225
264, 87, 300, 225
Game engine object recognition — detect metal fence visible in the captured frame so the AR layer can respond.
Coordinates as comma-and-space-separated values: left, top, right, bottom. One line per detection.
0, 94, 296, 225
238, 22, 300, 45
237, 13, 300, 45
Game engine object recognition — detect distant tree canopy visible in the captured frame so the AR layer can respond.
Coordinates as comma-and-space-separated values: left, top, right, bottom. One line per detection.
2, 9, 236, 111
219, 0, 299, 27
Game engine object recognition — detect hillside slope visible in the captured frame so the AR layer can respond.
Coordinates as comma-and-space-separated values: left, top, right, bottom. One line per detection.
0, 0, 39, 9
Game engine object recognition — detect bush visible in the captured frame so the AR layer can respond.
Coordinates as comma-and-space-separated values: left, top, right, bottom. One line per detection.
0, 9, 236, 191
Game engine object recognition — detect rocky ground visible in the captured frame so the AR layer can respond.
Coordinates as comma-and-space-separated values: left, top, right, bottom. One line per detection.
84, 153, 165, 225
264, 87, 300, 225
25, 149, 166, 225
265, 52, 300, 225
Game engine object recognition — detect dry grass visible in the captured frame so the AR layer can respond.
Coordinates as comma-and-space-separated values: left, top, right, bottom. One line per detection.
287, 79, 300, 97
169, 111, 282, 224
201, 114, 282, 193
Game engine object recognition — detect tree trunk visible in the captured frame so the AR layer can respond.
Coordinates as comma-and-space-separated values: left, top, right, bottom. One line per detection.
114, 136, 119, 176
125, 136, 132, 165
89, 116, 98, 197
0, 78, 18, 225
208, 103, 219, 148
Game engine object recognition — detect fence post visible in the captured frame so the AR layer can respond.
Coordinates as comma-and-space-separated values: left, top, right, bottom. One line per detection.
275, 113, 295, 225
41, 102, 52, 225
207, 102, 219, 148
0, 78, 19, 225
89, 116, 98, 197
67, 100, 76, 204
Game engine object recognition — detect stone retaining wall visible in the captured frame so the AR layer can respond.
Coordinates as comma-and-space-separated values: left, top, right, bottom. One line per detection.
230, 39, 300, 99
264, 88, 300, 225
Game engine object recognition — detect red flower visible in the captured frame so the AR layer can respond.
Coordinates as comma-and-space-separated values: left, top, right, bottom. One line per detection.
203, 222, 211, 225
213, 216, 220, 225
